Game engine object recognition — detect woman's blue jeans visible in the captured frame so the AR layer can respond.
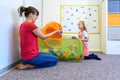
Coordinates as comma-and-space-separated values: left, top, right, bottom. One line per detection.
22, 52, 58, 68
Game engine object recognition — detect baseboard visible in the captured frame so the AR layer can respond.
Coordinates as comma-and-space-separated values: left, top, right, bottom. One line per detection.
89, 51, 105, 54
0, 60, 20, 76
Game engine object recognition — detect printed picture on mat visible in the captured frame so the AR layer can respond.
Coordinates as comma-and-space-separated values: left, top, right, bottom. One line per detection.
60, 5, 100, 34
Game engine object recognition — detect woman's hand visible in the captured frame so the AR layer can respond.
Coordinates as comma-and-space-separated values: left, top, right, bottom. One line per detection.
72, 36, 77, 39
56, 30, 63, 34
72, 36, 83, 41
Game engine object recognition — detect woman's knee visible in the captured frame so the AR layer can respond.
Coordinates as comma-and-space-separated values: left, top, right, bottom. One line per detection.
52, 55, 59, 61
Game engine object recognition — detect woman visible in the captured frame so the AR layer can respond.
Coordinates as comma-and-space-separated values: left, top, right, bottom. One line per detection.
16, 6, 61, 69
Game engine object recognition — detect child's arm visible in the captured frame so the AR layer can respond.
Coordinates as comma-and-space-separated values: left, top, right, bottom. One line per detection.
79, 31, 89, 42
77, 37, 88, 42
72, 36, 88, 42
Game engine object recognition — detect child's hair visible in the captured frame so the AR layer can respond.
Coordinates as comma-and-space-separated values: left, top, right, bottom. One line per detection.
78, 21, 87, 32
18, 6, 39, 17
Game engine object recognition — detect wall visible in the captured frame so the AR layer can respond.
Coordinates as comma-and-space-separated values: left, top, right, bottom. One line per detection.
0, 0, 43, 73
0, 0, 23, 70
100, 0, 107, 53
43, 0, 104, 52
24, 0, 43, 27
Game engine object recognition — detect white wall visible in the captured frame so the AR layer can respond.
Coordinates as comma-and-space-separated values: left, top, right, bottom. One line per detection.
43, 0, 103, 52
107, 41, 120, 54
100, 0, 107, 53
0, 0, 43, 71
0, 0, 23, 70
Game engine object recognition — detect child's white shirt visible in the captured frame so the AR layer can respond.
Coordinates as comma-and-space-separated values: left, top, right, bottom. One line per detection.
82, 31, 89, 39
79, 30, 89, 45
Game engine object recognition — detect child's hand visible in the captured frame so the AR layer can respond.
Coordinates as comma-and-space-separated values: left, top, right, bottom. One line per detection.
72, 36, 77, 39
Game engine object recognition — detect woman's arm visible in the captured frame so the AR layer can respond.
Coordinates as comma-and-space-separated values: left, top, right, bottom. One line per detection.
32, 28, 60, 40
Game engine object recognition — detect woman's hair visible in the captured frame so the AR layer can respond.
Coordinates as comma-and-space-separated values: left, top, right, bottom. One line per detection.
79, 21, 87, 32
18, 6, 39, 17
